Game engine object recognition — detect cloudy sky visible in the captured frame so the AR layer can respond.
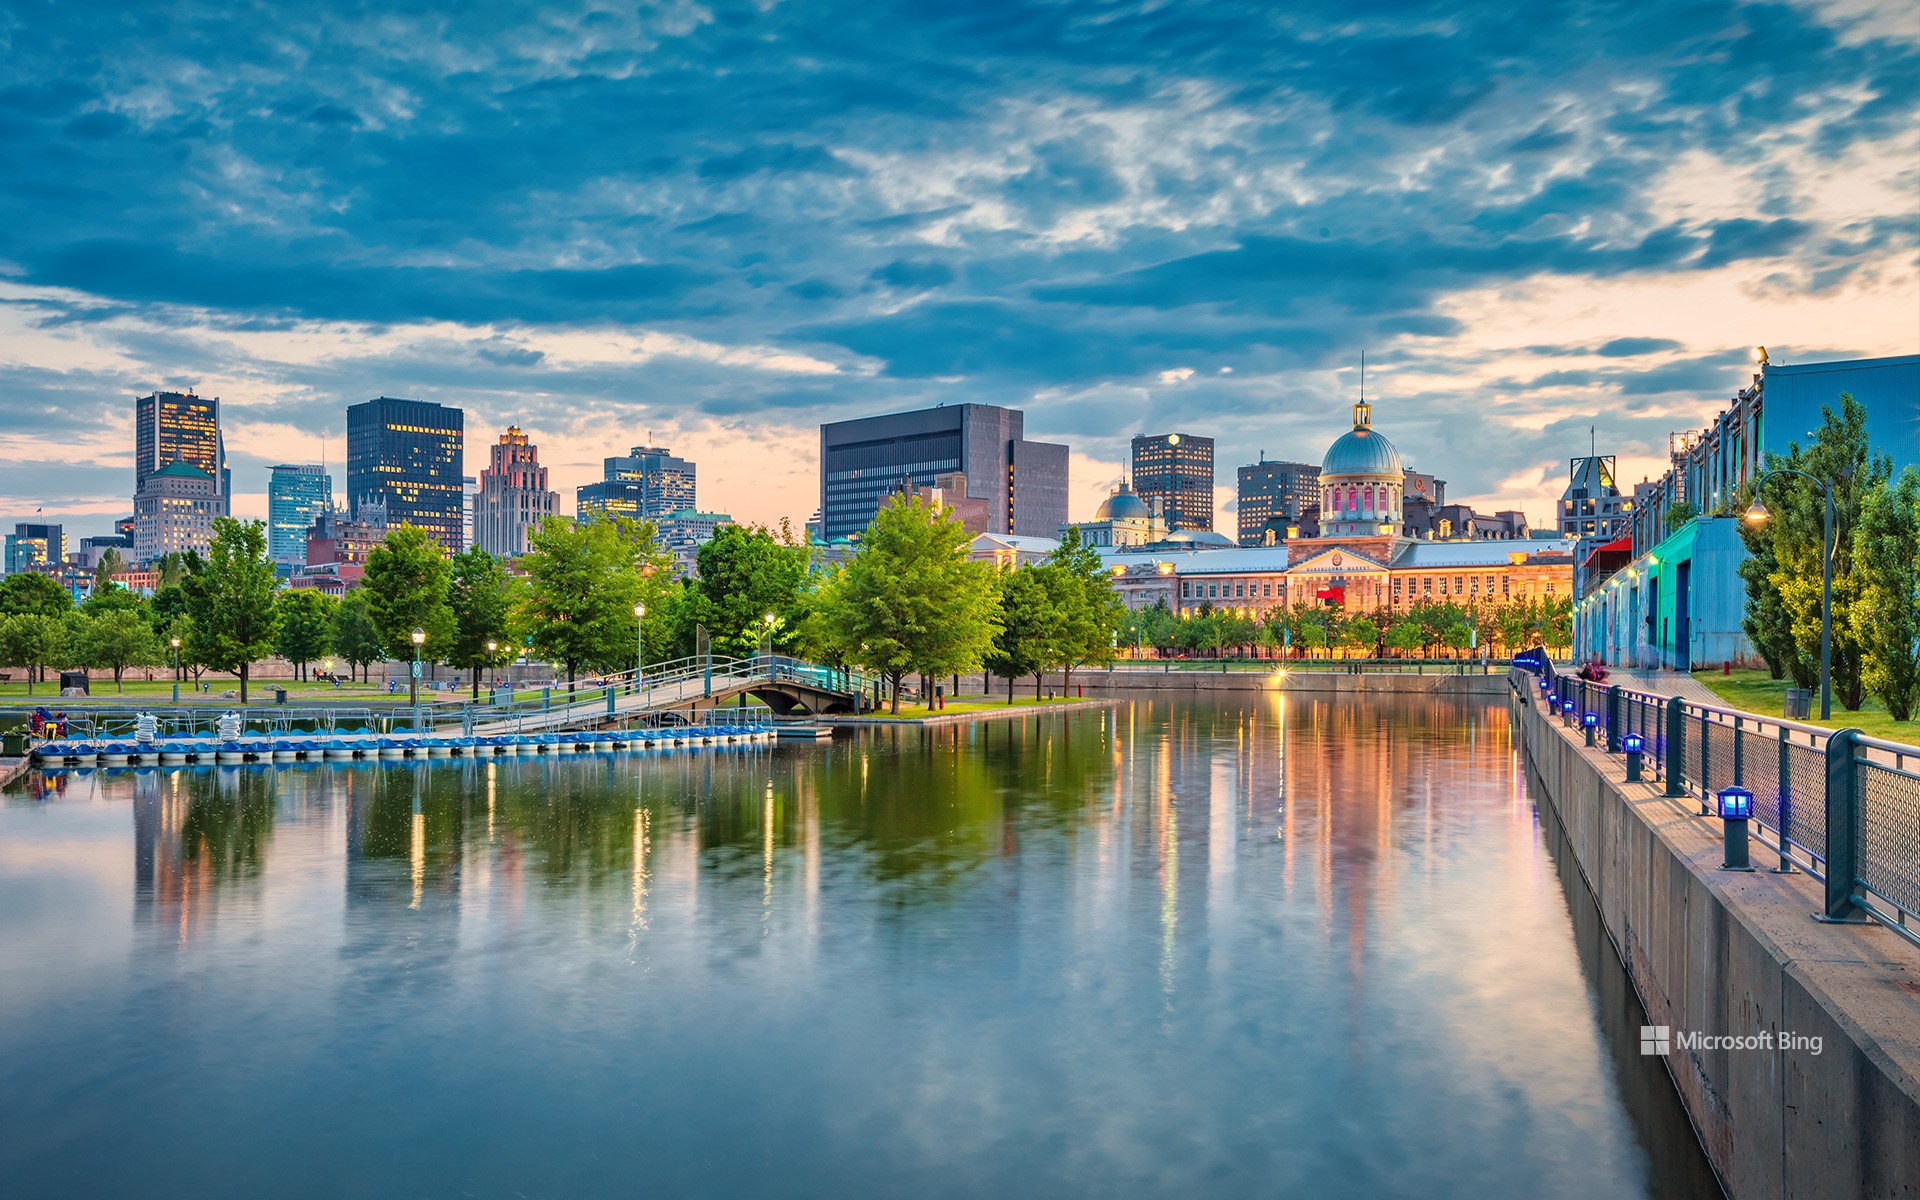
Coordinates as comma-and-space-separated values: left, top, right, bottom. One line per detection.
2, 0, 1916, 540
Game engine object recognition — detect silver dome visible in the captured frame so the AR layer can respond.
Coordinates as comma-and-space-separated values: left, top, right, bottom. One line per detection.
1320, 402, 1403, 478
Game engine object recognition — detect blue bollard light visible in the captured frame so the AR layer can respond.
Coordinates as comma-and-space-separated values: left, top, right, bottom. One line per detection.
1582, 710, 1599, 746
1560, 698, 1576, 726
1623, 733, 1645, 782
1717, 785, 1756, 871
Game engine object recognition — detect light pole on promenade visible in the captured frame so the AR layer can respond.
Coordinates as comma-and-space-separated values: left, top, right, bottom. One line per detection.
634, 604, 646, 695
409, 627, 425, 727
1743, 468, 1836, 720
487, 640, 498, 697
764, 612, 776, 684
170, 636, 181, 703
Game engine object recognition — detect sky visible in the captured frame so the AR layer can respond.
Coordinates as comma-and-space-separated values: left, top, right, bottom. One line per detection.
1, 0, 1916, 541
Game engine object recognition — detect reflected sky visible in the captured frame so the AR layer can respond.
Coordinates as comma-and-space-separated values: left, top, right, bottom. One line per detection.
0, 698, 1706, 1198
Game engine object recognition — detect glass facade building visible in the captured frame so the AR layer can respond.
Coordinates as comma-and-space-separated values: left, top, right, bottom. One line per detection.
1132, 433, 1214, 532
819, 404, 1068, 541
135, 391, 227, 504
1236, 459, 1319, 545
4, 523, 64, 574
576, 445, 697, 527
267, 464, 334, 567
346, 396, 466, 553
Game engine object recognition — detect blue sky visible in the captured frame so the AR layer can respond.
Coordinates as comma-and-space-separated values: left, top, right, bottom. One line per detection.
1, 0, 1916, 535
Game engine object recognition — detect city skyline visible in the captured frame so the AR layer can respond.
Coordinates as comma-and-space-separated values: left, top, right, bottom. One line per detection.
0, 2, 1913, 541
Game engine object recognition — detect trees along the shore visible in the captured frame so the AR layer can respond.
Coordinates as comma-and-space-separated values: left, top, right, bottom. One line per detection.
814, 495, 1001, 715
1541, 596, 1573, 655
74, 607, 161, 692
1042, 528, 1125, 691
181, 517, 279, 702
0, 571, 71, 620
273, 588, 337, 682
91, 547, 124, 593
1852, 466, 1920, 721
989, 564, 1057, 701
1441, 622, 1472, 657
518, 515, 677, 691
362, 524, 456, 669
332, 590, 384, 683
0, 612, 65, 692
447, 547, 516, 698
1343, 616, 1381, 658
1385, 618, 1422, 657
688, 522, 811, 657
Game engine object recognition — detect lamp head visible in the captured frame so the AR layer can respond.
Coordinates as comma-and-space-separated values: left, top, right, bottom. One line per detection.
1622, 733, 1644, 753
764, 612, 776, 625
1561, 699, 1576, 714
410, 628, 425, 646
1743, 500, 1770, 525
1716, 785, 1754, 821
170, 637, 180, 648
1582, 711, 1598, 728
1751, 345, 1768, 366
634, 603, 645, 618
486, 640, 497, 653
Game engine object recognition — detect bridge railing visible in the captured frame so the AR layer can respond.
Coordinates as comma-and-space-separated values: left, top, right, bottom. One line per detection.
1518, 668, 1920, 950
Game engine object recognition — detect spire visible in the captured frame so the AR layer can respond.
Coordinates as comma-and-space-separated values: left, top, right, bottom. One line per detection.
1352, 350, 1372, 428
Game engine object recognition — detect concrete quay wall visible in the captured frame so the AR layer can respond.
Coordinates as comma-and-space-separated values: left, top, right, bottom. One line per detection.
1042, 668, 1508, 698
1515, 687, 1920, 1200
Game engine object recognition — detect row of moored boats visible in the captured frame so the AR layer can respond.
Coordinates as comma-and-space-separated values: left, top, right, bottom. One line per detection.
31, 726, 774, 767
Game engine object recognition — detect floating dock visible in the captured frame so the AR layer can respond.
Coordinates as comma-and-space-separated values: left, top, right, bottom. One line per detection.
20, 725, 775, 771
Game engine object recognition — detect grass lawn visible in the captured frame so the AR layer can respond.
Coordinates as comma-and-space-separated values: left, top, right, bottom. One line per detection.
1694, 669, 1919, 745
862, 695, 1103, 720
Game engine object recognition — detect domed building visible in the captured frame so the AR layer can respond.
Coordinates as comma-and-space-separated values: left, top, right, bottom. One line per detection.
1317, 399, 1405, 538
1071, 479, 1168, 547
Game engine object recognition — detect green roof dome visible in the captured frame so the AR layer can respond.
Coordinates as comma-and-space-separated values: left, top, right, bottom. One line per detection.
1321, 401, 1402, 478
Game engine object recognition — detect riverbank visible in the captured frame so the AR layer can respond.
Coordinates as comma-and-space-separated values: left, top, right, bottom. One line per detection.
1514, 682, 1920, 1199
816, 697, 1114, 727
1041, 667, 1508, 697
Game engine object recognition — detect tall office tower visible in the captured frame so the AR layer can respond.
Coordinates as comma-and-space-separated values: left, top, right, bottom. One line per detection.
576, 444, 697, 525
473, 426, 557, 558
818, 403, 1069, 542
3, 523, 64, 574
267, 464, 334, 567
135, 390, 227, 502
1236, 458, 1320, 545
346, 396, 466, 553
133, 462, 224, 562
1131, 432, 1215, 532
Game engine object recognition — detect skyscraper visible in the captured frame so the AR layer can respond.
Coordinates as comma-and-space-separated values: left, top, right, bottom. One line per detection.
267, 464, 333, 567
1236, 458, 1319, 545
473, 426, 558, 558
1131, 432, 1214, 532
576, 444, 697, 525
133, 462, 223, 562
346, 396, 466, 553
818, 404, 1069, 541
135, 390, 227, 503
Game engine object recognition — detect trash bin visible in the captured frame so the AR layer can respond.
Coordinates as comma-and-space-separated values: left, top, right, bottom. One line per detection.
1783, 687, 1811, 721
58, 671, 89, 695
273, 687, 289, 705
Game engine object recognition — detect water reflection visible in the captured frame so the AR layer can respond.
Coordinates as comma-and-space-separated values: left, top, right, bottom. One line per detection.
1, 697, 1715, 1199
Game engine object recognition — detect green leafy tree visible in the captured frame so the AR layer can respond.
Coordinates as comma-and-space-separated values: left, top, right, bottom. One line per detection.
149, 583, 190, 637
688, 523, 811, 657
74, 607, 160, 692
332, 590, 384, 682
1343, 616, 1380, 657
447, 547, 516, 698
1442, 623, 1472, 656
362, 525, 456, 665
91, 547, 125, 593
988, 566, 1058, 701
156, 552, 189, 590
1041, 527, 1126, 691
274, 588, 337, 682
1385, 619, 1422, 657
812, 495, 1002, 714
1663, 500, 1699, 529
518, 515, 670, 689
181, 518, 281, 702
0, 572, 73, 619
1853, 467, 1920, 720
1758, 396, 1888, 710
0, 612, 66, 693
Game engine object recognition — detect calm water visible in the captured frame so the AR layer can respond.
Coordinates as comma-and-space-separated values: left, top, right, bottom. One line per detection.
0, 697, 1719, 1199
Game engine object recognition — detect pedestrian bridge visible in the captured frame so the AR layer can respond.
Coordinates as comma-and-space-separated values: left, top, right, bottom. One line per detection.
470, 655, 874, 735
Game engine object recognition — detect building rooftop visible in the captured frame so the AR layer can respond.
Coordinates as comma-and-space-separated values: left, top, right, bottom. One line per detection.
1391, 537, 1573, 567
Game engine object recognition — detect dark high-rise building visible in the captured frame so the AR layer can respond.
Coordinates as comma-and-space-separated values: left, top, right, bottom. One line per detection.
135, 390, 227, 502
819, 404, 1068, 541
576, 444, 696, 526
4, 523, 63, 574
346, 396, 465, 553
1236, 458, 1320, 545
1131, 432, 1214, 532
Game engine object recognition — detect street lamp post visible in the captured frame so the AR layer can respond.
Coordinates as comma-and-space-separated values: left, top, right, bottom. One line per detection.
486, 640, 498, 698
763, 612, 776, 684
633, 604, 646, 695
170, 636, 181, 703
409, 627, 426, 727
1744, 468, 1836, 720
